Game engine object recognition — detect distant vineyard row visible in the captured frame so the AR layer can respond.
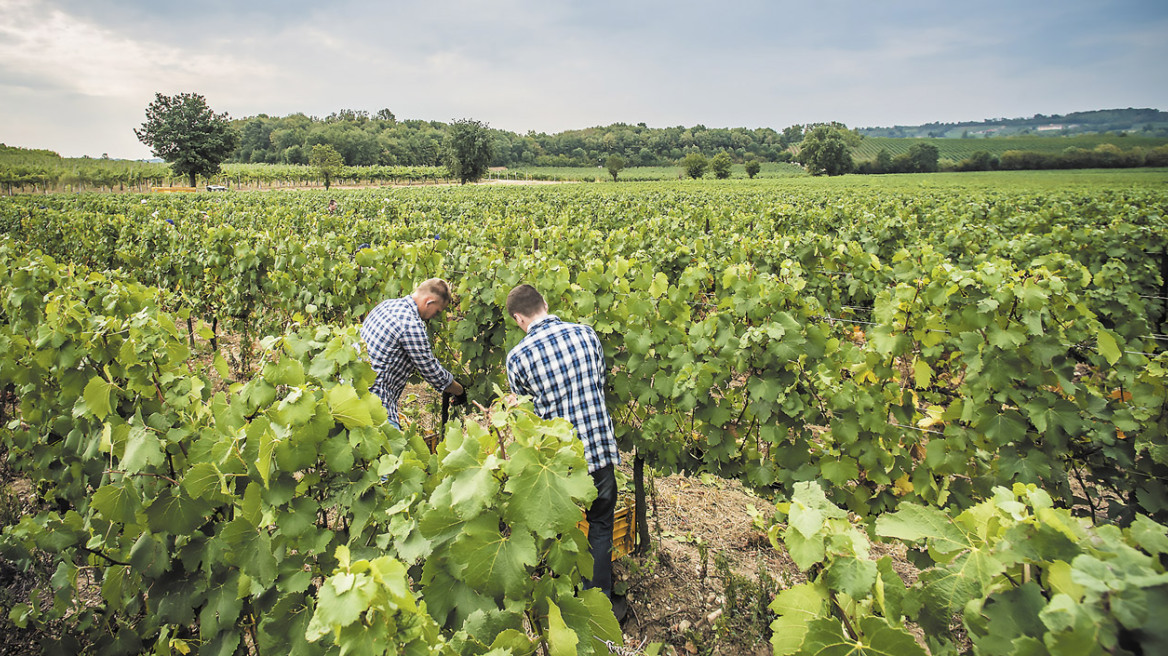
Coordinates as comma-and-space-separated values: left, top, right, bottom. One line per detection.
854, 133, 1168, 161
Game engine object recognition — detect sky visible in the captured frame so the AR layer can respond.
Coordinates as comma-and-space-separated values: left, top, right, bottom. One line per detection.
2, 0, 1166, 159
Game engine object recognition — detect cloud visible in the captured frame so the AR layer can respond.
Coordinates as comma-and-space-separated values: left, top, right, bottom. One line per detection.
1, 0, 1165, 157
0, 0, 276, 99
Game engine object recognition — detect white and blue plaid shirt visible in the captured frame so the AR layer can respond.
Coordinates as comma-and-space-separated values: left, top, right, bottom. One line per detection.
506, 316, 620, 473
360, 296, 454, 423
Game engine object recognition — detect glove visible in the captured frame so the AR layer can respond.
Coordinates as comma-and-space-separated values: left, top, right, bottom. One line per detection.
450, 380, 469, 407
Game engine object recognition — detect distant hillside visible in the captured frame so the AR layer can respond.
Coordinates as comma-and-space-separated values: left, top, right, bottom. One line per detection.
859, 108, 1168, 139
853, 133, 1168, 162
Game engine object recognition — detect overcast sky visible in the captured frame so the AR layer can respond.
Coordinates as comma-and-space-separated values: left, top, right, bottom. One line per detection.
2, 0, 1166, 159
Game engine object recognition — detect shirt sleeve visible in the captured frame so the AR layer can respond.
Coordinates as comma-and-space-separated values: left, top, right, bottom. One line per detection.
589, 328, 609, 389
506, 352, 532, 398
402, 320, 454, 391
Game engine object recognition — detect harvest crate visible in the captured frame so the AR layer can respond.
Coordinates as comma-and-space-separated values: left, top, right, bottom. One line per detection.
579, 501, 637, 561
423, 431, 440, 453
151, 187, 197, 193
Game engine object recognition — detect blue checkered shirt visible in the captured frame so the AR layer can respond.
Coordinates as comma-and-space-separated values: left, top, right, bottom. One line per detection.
506, 316, 620, 473
360, 296, 454, 422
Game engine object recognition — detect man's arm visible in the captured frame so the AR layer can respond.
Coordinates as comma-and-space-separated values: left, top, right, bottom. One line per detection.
401, 321, 455, 393
505, 352, 532, 398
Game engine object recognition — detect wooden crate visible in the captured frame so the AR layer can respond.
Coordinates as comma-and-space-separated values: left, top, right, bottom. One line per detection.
423, 431, 440, 453
578, 501, 637, 561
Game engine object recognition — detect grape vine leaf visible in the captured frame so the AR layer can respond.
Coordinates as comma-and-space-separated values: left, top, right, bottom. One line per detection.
546, 600, 579, 656
91, 483, 142, 525
769, 582, 828, 656
449, 513, 538, 599
83, 375, 116, 420
503, 444, 595, 539
876, 503, 968, 556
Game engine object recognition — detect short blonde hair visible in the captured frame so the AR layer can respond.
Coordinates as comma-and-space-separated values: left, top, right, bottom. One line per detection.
415, 278, 452, 305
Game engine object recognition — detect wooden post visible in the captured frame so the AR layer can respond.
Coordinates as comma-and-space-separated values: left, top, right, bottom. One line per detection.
634, 452, 650, 554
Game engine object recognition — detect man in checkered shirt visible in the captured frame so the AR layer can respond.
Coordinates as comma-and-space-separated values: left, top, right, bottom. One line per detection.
360, 279, 465, 428
504, 284, 622, 607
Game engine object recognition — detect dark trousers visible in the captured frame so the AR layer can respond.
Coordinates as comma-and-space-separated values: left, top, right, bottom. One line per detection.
584, 464, 616, 597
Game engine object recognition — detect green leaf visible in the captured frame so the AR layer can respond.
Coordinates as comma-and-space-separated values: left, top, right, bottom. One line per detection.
145, 489, 209, 534
84, 375, 116, 420
976, 408, 1028, 445
876, 504, 968, 556
968, 583, 1050, 656
1096, 329, 1121, 365
1129, 515, 1168, 556
648, 272, 668, 299
783, 528, 826, 571
503, 444, 595, 539
91, 483, 142, 525
913, 359, 933, 388
314, 571, 373, 630
914, 549, 1003, 636
546, 600, 579, 656
213, 352, 230, 380
801, 616, 926, 656
122, 423, 164, 472
264, 357, 305, 387
183, 462, 229, 502
324, 384, 375, 429
769, 582, 828, 656
449, 513, 537, 599
824, 557, 878, 600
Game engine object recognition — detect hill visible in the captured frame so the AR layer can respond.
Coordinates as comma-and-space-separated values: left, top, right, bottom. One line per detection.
859, 108, 1168, 139
852, 133, 1168, 162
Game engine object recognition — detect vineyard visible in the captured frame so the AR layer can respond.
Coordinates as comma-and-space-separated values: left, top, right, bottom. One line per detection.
852, 134, 1168, 163
0, 151, 453, 194
1, 171, 1167, 655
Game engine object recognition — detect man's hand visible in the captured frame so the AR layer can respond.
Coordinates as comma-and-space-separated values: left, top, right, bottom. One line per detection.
446, 379, 469, 406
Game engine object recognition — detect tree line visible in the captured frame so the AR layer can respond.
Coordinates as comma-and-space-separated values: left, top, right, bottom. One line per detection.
229, 109, 806, 168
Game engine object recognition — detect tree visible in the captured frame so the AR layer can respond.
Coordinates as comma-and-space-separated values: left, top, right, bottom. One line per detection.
135, 92, 239, 188
795, 125, 854, 176
605, 154, 626, 182
906, 143, 940, 173
309, 144, 345, 190
710, 152, 732, 179
444, 118, 494, 184
681, 152, 708, 179
744, 159, 761, 179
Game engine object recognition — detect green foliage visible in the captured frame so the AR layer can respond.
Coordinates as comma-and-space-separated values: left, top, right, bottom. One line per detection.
2, 172, 1167, 653
134, 92, 240, 188
744, 159, 761, 179
681, 152, 708, 179
308, 143, 345, 190
710, 152, 732, 179
605, 154, 626, 182
797, 125, 855, 176
760, 482, 1168, 655
444, 119, 494, 185
0, 250, 621, 653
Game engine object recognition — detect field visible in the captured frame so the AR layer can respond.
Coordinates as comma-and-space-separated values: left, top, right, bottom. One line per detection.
496, 163, 807, 182
1, 170, 1167, 655
853, 134, 1168, 162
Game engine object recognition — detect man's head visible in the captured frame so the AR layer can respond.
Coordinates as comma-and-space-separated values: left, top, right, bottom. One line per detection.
506, 284, 548, 332
412, 278, 452, 320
